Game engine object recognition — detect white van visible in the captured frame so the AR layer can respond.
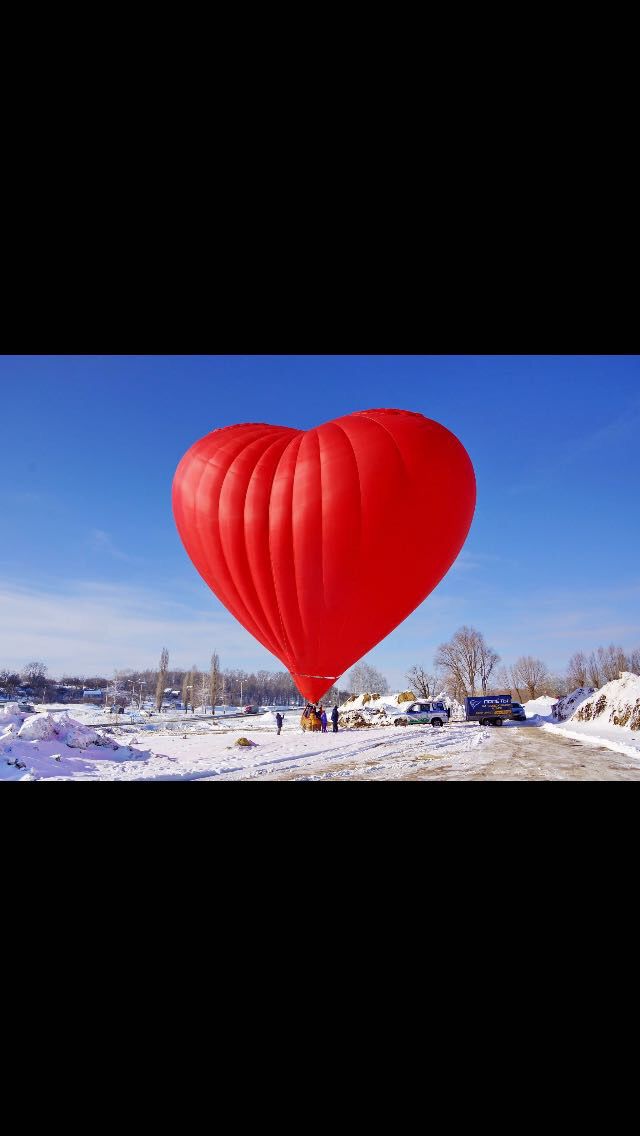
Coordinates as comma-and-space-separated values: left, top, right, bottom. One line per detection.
393, 701, 448, 727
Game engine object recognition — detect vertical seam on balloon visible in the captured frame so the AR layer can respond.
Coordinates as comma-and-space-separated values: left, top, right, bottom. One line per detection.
352, 414, 414, 627
201, 432, 280, 656
309, 427, 323, 670
355, 411, 475, 628
318, 427, 325, 667
268, 432, 303, 679
184, 453, 247, 623
195, 439, 253, 631
244, 432, 297, 661
227, 433, 288, 657
290, 432, 317, 672
328, 421, 364, 671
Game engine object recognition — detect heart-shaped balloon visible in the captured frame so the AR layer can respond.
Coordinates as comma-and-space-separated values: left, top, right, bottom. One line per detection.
173, 408, 475, 702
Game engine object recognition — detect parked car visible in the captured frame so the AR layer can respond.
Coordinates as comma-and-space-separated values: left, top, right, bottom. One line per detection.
510, 701, 526, 721
394, 700, 448, 727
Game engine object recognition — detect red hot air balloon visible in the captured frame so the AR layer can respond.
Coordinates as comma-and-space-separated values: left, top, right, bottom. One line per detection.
172, 409, 475, 703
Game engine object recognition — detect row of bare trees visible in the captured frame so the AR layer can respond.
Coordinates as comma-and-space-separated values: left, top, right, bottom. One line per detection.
407, 629, 640, 705
406, 635, 555, 704
3, 636, 639, 711
0, 653, 351, 710
0, 662, 105, 703
177, 653, 222, 712
566, 645, 640, 691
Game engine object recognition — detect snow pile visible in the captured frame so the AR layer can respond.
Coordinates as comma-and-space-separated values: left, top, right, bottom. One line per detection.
0, 702, 24, 728
551, 687, 594, 722
434, 691, 465, 722
336, 691, 461, 729
1, 707, 150, 781
571, 672, 640, 731
523, 695, 556, 720
16, 711, 110, 748
338, 692, 408, 728
541, 673, 640, 761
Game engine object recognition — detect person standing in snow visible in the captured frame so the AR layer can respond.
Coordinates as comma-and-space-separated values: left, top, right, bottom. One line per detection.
331, 705, 339, 732
320, 707, 328, 733
276, 711, 283, 735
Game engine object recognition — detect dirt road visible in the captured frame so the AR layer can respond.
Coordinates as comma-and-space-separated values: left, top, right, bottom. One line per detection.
438, 724, 640, 781
265, 723, 640, 781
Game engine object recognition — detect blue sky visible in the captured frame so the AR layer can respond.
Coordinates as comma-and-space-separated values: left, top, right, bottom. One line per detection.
1, 354, 638, 687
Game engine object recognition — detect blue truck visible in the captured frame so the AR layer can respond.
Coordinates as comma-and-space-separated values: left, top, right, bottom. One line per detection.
464, 694, 512, 727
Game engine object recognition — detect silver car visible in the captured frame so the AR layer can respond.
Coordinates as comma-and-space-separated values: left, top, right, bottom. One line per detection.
394, 700, 448, 727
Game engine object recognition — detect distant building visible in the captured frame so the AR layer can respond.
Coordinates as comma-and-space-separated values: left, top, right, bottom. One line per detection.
54, 686, 76, 703
83, 689, 105, 699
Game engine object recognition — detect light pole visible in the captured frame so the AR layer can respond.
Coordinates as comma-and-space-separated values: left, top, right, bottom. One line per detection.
139, 681, 146, 710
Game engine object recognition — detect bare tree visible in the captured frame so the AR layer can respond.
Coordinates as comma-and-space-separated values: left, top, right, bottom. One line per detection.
479, 645, 500, 694
209, 652, 220, 715
547, 675, 568, 698
182, 670, 193, 712
405, 665, 438, 699
199, 672, 208, 712
0, 670, 20, 697
511, 656, 549, 701
509, 667, 524, 702
494, 667, 513, 697
629, 648, 640, 676
600, 644, 628, 683
566, 651, 588, 689
191, 666, 201, 711
434, 627, 500, 697
587, 651, 603, 690
22, 661, 48, 700
347, 661, 389, 694
156, 647, 169, 712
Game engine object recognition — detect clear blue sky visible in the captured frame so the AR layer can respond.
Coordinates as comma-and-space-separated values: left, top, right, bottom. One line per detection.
1, 354, 638, 687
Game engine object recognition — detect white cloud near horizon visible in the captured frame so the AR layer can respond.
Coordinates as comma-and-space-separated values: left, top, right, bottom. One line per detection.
1, 575, 638, 687
0, 578, 281, 676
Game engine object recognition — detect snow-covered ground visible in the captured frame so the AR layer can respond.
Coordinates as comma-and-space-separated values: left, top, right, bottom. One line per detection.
0, 702, 151, 781
3, 677, 639, 780
528, 674, 640, 760
1, 700, 490, 781
38, 701, 245, 723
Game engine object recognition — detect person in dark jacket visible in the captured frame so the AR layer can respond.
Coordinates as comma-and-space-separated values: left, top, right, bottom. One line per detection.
331, 705, 339, 732
275, 711, 283, 735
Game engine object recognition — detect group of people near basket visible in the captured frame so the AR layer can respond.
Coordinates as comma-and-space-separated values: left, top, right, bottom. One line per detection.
303, 703, 340, 732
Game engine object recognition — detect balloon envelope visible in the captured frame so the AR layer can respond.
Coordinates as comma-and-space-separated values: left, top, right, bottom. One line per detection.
172, 408, 475, 702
